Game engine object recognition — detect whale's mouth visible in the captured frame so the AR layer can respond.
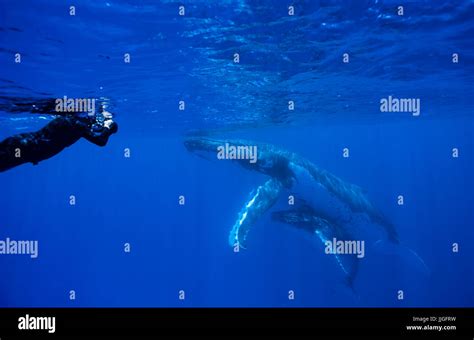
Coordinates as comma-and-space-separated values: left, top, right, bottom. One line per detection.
183, 138, 197, 152
184, 137, 221, 161
184, 137, 213, 151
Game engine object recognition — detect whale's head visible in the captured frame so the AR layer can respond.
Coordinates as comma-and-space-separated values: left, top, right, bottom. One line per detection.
272, 209, 316, 233
272, 208, 338, 236
185, 136, 261, 163
184, 137, 222, 159
184, 136, 295, 185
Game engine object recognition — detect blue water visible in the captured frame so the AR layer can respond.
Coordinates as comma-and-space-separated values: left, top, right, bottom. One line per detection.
0, 0, 473, 307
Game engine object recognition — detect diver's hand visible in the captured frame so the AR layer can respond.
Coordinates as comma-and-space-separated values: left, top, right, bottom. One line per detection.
104, 119, 118, 133
104, 119, 114, 129
102, 110, 113, 119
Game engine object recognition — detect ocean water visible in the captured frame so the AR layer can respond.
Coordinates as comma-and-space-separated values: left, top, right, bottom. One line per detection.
0, 0, 473, 307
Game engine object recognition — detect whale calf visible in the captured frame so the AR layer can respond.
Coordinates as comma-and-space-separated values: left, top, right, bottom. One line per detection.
272, 202, 360, 288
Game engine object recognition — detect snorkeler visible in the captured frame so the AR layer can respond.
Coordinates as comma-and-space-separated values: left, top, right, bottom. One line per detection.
0, 101, 118, 172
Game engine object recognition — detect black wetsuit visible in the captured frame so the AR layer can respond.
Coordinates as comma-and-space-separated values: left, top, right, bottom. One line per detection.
0, 114, 117, 172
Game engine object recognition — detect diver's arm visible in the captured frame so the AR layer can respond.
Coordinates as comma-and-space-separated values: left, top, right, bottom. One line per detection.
81, 120, 118, 147
83, 132, 109, 147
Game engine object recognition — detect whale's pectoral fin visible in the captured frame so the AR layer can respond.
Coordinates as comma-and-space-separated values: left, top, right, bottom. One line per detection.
315, 225, 360, 290
229, 178, 283, 249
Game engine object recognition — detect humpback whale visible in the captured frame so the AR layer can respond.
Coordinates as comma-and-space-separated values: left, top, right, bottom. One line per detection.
185, 136, 398, 242
185, 136, 428, 287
